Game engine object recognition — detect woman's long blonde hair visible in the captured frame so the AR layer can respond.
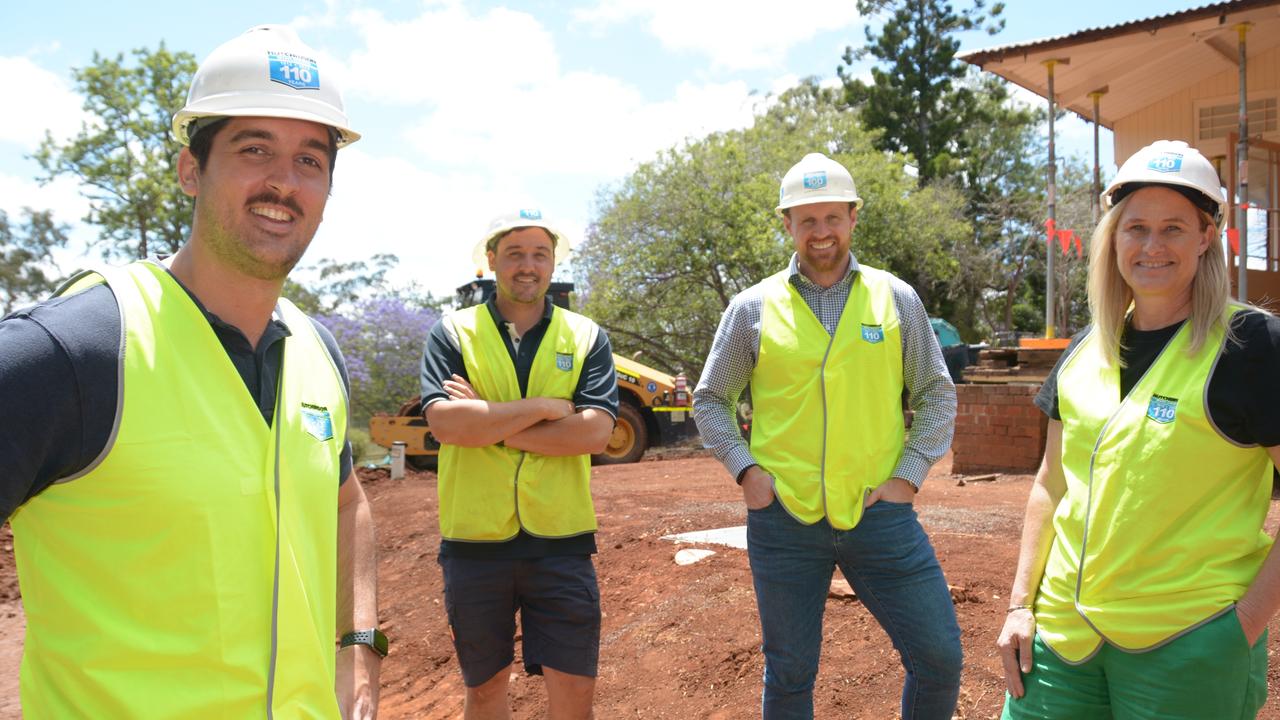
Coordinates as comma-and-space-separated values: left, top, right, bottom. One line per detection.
1086, 193, 1235, 367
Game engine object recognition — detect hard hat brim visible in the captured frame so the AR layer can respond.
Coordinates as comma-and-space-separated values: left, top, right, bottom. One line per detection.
1103, 177, 1225, 224
173, 103, 360, 147
775, 195, 864, 214
472, 226, 571, 269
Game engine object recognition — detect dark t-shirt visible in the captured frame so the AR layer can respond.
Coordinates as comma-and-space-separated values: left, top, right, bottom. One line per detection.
0, 269, 354, 522
420, 297, 619, 560
1035, 309, 1280, 447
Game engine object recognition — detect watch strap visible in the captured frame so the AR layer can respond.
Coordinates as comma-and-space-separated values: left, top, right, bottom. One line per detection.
340, 628, 388, 657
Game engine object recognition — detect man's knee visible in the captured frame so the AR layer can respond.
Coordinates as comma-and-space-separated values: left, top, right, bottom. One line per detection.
466, 665, 511, 704
764, 660, 819, 696
544, 666, 595, 720
911, 637, 963, 686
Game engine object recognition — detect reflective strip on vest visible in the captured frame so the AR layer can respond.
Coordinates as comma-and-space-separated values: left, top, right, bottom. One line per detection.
11, 261, 345, 717
1036, 307, 1274, 663
438, 304, 597, 541
749, 267, 904, 530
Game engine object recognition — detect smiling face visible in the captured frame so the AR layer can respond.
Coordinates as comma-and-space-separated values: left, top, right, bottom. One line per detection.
782, 201, 856, 287
178, 116, 333, 281
1114, 186, 1214, 309
488, 227, 556, 307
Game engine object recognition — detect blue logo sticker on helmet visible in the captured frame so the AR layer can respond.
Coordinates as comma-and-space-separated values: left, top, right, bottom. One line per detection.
803, 171, 828, 190
519, 209, 543, 220
861, 324, 884, 344
1147, 153, 1183, 173
268, 52, 320, 90
1146, 395, 1178, 424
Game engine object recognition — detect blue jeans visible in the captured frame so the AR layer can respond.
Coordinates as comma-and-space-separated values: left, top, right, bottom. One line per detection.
747, 497, 962, 720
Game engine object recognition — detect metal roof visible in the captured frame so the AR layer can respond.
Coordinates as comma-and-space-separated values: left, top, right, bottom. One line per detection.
958, 0, 1280, 127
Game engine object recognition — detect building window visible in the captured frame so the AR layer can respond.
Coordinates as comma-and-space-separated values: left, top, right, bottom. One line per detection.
1197, 96, 1278, 141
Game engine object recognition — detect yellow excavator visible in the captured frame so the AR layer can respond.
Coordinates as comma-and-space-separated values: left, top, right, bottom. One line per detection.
368, 279, 695, 470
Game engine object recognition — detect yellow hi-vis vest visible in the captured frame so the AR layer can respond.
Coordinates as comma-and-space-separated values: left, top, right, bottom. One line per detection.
10, 261, 347, 718
750, 266, 904, 530
438, 303, 598, 541
1036, 307, 1274, 663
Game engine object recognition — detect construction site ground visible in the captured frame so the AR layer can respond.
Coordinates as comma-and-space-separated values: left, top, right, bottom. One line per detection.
0, 450, 1278, 718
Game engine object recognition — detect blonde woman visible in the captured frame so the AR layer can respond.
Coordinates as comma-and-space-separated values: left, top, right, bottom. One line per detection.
996, 140, 1280, 719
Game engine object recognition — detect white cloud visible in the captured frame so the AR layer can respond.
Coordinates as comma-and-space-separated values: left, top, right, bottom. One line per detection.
406, 72, 756, 177
307, 147, 550, 295
344, 4, 560, 105
0, 171, 100, 273
573, 0, 862, 70
0, 56, 87, 149
333, 4, 760, 216
273, 4, 797, 292
287, 0, 347, 32
0, 172, 88, 225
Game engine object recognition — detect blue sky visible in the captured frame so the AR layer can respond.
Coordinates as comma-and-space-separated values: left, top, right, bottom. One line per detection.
1, 0, 1191, 295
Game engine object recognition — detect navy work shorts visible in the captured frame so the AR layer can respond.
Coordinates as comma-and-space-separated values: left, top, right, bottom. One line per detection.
438, 554, 601, 687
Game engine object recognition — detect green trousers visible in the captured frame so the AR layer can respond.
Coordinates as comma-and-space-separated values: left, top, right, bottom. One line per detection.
1002, 609, 1267, 719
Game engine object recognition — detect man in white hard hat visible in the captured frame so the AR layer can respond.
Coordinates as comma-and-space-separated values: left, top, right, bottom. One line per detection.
419, 208, 618, 719
694, 153, 961, 719
0, 26, 380, 717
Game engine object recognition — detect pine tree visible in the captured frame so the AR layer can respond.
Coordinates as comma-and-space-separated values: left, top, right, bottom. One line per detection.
838, 0, 1004, 183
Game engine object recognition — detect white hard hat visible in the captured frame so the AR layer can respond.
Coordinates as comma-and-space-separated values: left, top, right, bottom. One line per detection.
776, 152, 863, 214
172, 25, 360, 147
471, 208, 570, 268
1103, 140, 1225, 224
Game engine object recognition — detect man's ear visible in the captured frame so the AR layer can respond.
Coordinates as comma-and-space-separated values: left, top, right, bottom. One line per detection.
177, 148, 200, 198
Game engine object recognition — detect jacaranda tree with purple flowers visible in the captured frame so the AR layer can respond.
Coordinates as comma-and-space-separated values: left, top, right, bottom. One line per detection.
319, 296, 440, 426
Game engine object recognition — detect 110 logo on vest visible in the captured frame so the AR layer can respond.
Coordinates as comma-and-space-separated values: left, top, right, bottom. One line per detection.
861, 323, 884, 344
301, 403, 334, 440
556, 352, 574, 371
1146, 395, 1178, 424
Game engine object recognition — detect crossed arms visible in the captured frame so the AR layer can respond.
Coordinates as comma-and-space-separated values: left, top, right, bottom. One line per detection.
426, 374, 613, 456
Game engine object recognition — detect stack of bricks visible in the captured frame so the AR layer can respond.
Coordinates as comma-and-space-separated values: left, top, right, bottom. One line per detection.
952, 384, 1048, 474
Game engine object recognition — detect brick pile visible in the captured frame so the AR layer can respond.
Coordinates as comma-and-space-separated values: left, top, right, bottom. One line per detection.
952, 384, 1048, 474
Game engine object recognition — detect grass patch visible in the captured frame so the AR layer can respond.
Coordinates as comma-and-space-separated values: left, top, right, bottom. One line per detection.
348, 427, 389, 466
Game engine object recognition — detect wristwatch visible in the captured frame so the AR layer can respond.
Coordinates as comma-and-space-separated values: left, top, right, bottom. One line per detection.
339, 628, 389, 658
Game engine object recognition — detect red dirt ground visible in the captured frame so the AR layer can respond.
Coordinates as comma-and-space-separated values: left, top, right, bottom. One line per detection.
1, 451, 1279, 718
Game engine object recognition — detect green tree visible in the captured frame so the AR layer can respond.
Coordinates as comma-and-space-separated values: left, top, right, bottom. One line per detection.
838, 0, 1004, 183
35, 44, 197, 260
576, 81, 969, 379
947, 73, 1047, 338
0, 208, 69, 314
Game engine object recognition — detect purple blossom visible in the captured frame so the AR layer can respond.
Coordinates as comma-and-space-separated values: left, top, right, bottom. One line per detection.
318, 297, 440, 423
